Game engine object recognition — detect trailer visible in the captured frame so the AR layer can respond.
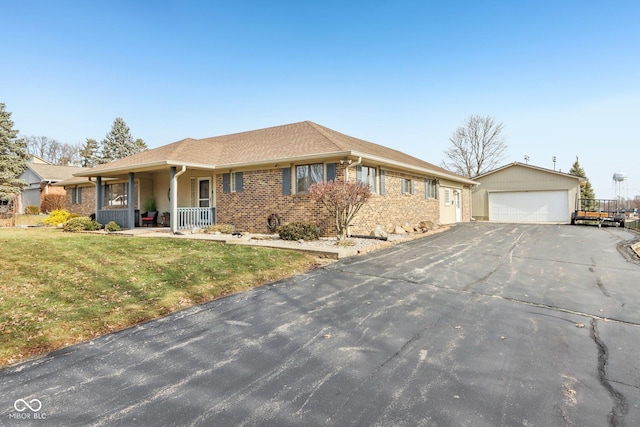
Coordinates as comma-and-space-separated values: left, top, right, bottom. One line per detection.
571, 198, 625, 227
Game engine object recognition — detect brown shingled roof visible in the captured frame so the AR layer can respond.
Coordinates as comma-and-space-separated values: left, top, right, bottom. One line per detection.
28, 163, 87, 181
75, 121, 474, 184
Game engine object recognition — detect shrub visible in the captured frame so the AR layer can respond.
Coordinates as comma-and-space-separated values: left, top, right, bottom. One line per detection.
278, 222, 320, 241
105, 221, 122, 232
63, 217, 101, 232
204, 223, 236, 234
24, 205, 40, 215
41, 194, 66, 213
309, 180, 371, 240
43, 209, 71, 227
417, 220, 438, 232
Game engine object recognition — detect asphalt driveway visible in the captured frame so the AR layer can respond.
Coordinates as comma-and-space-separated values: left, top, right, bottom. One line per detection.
2, 223, 640, 426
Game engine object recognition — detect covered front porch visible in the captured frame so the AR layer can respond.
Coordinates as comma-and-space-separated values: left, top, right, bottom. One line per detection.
96, 207, 215, 231
92, 166, 217, 233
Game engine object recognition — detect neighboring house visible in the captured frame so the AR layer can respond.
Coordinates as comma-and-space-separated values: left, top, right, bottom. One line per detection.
471, 162, 585, 223
69, 121, 478, 235
18, 156, 87, 213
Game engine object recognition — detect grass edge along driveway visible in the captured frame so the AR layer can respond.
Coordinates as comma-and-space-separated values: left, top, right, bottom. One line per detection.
0, 228, 319, 367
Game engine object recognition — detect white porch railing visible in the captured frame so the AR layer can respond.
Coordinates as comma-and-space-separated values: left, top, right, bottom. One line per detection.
97, 207, 215, 230
177, 207, 216, 230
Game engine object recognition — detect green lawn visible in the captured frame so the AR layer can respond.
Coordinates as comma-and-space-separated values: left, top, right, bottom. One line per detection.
0, 228, 318, 366
2, 213, 50, 227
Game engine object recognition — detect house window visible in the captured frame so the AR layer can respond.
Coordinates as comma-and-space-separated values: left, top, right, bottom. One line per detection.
358, 166, 377, 193
296, 163, 324, 193
190, 178, 197, 205
230, 172, 239, 192
425, 179, 436, 199
402, 178, 414, 195
444, 188, 451, 206
72, 187, 83, 205
222, 172, 243, 193
104, 183, 127, 207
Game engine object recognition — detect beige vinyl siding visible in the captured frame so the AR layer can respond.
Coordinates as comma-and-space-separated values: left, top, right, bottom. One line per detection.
472, 164, 581, 222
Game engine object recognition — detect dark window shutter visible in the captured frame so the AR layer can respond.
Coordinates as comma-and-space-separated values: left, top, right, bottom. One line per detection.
356, 165, 362, 182
222, 173, 230, 193
435, 181, 440, 199
71, 188, 77, 204
411, 180, 415, 195
326, 163, 336, 182
78, 187, 82, 204
401, 178, 406, 194
380, 169, 386, 195
235, 172, 243, 192
282, 168, 291, 195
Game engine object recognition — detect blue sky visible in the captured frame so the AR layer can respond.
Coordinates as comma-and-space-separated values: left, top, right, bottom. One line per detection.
3, 1, 639, 199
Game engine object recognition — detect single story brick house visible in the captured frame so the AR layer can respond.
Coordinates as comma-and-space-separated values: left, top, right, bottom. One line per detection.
471, 162, 585, 223
65, 121, 478, 235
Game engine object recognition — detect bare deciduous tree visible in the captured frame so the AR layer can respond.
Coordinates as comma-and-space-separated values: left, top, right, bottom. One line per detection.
309, 180, 372, 240
441, 115, 508, 177
24, 135, 82, 166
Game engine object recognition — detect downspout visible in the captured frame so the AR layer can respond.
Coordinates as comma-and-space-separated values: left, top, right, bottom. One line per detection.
170, 166, 187, 233
128, 173, 135, 229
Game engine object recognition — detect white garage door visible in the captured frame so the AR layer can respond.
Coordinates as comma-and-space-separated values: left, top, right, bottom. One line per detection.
489, 191, 569, 223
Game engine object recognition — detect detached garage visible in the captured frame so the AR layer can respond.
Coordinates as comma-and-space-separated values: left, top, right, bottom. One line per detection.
472, 162, 584, 224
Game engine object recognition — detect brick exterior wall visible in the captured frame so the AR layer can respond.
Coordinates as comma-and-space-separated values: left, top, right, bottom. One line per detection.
215, 168, 336, 235
65, 185, 96, 216
351, 170, 441, 235
216, 164, 454, 236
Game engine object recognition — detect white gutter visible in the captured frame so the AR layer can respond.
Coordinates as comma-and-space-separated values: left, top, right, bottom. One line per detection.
72, 150, 477, 186
349, 151, 479, 186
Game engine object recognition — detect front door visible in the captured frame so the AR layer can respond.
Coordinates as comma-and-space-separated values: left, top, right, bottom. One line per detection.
198, 179, 210, 207
454, 190, 461, 222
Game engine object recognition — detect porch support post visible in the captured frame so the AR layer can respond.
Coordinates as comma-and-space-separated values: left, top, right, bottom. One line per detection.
170, 166, 177, 233
96, 176, 103, 223
127, 172, 135, 229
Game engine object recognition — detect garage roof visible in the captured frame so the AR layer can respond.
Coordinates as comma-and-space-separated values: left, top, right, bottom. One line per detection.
473, 162, 585, 182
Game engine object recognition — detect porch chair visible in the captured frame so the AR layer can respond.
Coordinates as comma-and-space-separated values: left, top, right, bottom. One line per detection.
141, 211, 158, 227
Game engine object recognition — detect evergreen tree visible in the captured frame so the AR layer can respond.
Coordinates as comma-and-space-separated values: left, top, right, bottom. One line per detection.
98, 117, 146, 164
134, 137, 148, 152
569, 156, 596, 199
0, 103, 29, 202
80, 138, 100, 167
